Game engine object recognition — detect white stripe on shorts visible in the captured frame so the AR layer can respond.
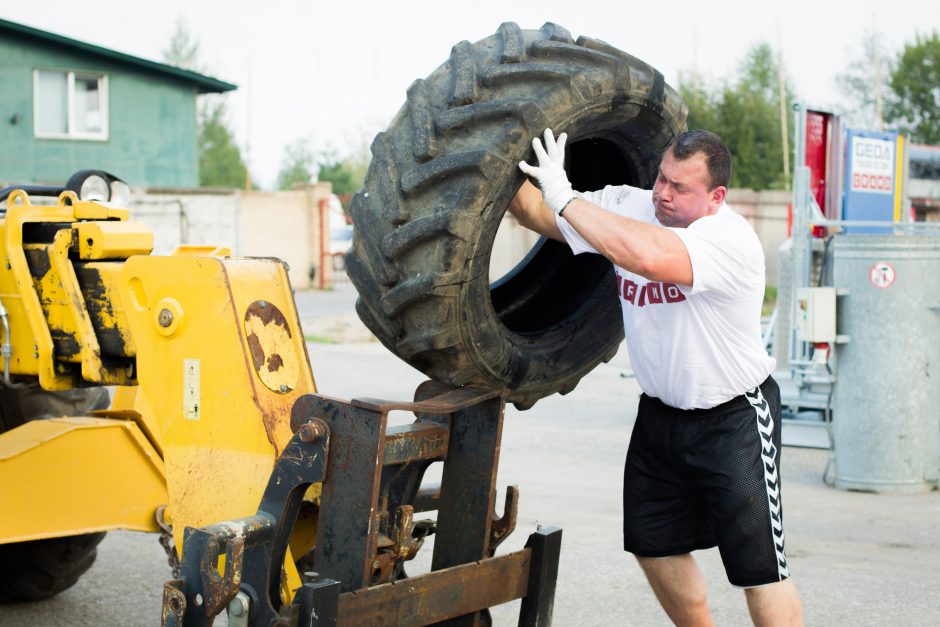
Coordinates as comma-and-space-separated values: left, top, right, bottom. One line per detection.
745, 385, 789, 580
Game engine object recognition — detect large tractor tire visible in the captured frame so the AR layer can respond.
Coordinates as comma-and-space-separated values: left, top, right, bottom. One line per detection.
0, 386, 111, 602
348, 22, 686, 408
0, 533, 107, 602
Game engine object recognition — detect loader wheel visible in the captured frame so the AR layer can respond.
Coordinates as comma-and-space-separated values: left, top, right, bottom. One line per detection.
0, 385, 111, 602
0, 532, 107, 602
347, 22, 685, 408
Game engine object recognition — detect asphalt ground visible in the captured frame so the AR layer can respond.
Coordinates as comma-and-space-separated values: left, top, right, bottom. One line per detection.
2, 282, 938, 626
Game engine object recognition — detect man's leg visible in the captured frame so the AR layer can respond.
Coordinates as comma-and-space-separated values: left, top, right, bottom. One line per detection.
744, 579, 803, 627
636, 554, 714, 627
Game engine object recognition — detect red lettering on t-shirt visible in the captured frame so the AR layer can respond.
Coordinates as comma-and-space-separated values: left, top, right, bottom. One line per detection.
617, 278, 686, 307
663, 283, 686, 303
622, 279, 637, 304
646, 282, 664, 304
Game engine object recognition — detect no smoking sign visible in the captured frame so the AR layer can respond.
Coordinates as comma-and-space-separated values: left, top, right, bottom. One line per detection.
869, 261, 896, 289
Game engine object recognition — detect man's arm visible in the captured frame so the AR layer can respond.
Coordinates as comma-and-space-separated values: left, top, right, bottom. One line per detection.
507, 179, 564, 242
515, 129, 693, 286
558, 198, 693, 285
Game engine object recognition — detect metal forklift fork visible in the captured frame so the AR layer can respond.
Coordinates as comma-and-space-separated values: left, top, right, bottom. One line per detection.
161, 383, 562, 626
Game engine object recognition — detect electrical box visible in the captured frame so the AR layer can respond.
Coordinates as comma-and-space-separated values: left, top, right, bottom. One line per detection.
796, 287, 836, 342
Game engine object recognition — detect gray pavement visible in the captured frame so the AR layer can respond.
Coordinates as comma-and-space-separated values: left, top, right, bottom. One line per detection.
2, 284, 939, 625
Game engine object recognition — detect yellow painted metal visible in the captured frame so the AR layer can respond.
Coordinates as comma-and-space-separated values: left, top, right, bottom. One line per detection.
23, 229, 133, 389
0, 417, 167, 542
171, 245, 232, 257
1, 190, 320, 597
1, 190, 133, 387
115, 254, 317, 592
111, 385, 138, 409
25, 230, 133, 385
78, 261, 138, 358
91, 408, 164, 458
894, 134, 905, 222
73, 221, 154, 260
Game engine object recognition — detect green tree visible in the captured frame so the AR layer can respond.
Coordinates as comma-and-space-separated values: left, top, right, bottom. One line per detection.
162, 18, 203, 72
722, 44, 789, 189
164, 20, 249, 188
677, 72, 719, 135
677, 43, 793, 189
277, 139, 315, 190
836, 29, 895, 130
316, 148, 365, 196
886, 31, 940, 144
198, 99, 249, 187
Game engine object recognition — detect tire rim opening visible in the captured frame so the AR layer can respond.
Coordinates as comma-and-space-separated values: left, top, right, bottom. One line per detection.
490, 136, 641, 335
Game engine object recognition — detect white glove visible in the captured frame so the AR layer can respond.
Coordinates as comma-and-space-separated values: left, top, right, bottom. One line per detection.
519, 129, 576, 215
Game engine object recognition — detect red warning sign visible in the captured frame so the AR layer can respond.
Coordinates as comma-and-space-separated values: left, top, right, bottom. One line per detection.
869, 261, 896, 289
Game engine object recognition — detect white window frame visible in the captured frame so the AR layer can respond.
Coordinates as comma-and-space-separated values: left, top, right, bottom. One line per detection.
33, 69, 109, 141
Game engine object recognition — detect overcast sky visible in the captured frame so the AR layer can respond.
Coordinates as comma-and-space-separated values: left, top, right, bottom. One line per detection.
3, 0, 937, 188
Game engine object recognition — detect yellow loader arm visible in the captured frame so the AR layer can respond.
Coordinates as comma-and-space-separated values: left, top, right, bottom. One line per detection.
0, 190, 316, 596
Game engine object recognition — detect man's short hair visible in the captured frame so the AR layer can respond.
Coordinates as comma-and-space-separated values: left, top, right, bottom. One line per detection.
668, 130, 732, 190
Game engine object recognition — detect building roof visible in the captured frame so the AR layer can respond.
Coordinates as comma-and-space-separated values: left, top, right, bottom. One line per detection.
0, 18, 236, 94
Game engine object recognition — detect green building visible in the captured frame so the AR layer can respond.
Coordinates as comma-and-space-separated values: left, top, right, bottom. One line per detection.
0, 18, 235, 188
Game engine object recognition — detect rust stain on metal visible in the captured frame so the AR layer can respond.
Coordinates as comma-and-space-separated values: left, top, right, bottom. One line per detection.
160, 580, 187, 627
246, 332, 266, 371
489, 485, 519, 555
243, 300, 300, 395
266, 353, 284, 372
298, 418, 328, 443
198, 533, 245, 618
337, 549, 532, 624
383, 422, 450, 465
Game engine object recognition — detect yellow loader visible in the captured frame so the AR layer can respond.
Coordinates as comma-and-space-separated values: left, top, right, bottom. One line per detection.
0, 172, 560, 626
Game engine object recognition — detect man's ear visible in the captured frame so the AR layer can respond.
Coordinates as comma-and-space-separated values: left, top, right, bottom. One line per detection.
710, 186, 727, 209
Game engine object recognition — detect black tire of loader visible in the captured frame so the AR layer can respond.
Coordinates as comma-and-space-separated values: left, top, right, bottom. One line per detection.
0, 532, 107, 602
347, 22, 686, 408
0, 387, 111, 602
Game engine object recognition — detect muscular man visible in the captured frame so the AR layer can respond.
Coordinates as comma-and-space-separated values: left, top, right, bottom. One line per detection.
510, 129, 803, 626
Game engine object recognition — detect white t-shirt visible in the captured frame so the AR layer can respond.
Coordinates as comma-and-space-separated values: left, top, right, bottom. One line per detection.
556, 185, 775, 410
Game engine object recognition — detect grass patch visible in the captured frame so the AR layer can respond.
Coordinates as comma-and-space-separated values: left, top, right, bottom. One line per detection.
762, 285, 778, 317
304, 334, 340, 344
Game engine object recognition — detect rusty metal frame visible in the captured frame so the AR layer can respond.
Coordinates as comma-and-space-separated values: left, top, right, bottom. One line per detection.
162, 383, 563, 626
331, 526, 562, 626
292, 383, 561, 626
291, 385, 508, 596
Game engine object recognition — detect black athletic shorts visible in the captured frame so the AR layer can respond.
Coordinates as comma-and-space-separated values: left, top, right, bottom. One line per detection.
622, 376, 790, 588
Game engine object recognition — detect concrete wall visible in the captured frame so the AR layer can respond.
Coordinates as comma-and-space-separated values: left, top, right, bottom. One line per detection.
128, 182, 334, 290
726, 188, 791, 287
240, 186, 334, 288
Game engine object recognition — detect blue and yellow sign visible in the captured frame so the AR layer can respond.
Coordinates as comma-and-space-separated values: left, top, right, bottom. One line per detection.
843, 128, 904, 233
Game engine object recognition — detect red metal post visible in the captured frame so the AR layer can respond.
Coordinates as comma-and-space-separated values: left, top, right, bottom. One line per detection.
805, 110, 834, 238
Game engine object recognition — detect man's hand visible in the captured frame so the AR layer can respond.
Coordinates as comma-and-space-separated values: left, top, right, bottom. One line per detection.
519, 129, 575, 215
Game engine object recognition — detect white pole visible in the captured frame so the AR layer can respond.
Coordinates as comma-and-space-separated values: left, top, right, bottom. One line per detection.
873, 17, 884, 131
777, 24, 791, 191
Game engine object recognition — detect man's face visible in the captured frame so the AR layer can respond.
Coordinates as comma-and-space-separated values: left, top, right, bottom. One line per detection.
651, 149, 726, 228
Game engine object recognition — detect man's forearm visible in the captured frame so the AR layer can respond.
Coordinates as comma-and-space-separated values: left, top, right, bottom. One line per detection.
507, 180, 564, 241
561, 198, 693, 285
